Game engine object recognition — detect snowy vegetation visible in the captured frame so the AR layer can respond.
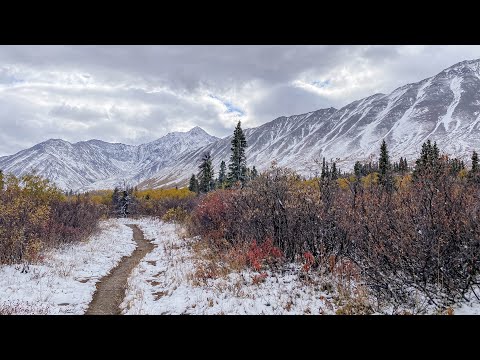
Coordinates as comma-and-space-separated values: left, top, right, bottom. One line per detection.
0, 172, 106, 265
1, 120, 479, 314
0, 219, 135, 314
174, 135, 480, 314
110, 122, 480, 313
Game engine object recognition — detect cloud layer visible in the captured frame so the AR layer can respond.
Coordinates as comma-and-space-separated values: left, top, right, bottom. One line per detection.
1, 45, 479, 156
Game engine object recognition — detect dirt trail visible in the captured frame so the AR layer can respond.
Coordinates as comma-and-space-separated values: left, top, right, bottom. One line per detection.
85, 224, 153, 315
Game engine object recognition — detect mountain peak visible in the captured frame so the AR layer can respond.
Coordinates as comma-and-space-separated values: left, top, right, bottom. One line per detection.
37, 138, 71, 147
161, 126, 215, 139
441, 58, 480, 75
187, 126, 206, 134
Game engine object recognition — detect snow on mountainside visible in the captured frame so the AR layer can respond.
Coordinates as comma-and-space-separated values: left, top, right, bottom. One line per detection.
141, 58, 480, 188
2, 58, 480, 190
0, 127, 218, 191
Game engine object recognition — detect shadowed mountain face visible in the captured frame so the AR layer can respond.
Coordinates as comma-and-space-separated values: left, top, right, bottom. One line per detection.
2, 59, 480, 190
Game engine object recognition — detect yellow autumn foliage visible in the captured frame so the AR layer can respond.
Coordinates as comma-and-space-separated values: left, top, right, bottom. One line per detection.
0, 173, 105, 264
136, 187, 195, 201
87, 190, 114, 206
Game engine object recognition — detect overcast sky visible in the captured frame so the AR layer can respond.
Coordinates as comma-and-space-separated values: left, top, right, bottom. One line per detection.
1, 45, 480, 156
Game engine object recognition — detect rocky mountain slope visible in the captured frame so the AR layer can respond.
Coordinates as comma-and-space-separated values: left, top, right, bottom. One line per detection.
2, 58, 480, 190
142, 59, 480, 188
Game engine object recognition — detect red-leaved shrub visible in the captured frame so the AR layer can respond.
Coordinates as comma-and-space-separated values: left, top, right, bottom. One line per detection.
247, 238, 283, 271
303, 252, 315, 272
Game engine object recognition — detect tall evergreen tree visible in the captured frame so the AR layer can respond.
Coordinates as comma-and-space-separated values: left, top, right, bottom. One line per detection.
227, 121, 248, 186
331, 162, 338, 180
472, 151, 479, 174
119, 190, 131, 218
321, 157, 327, 180
469, 150, 479, 183
399, 157, 408, 173
432, 141, 440, 161
218, 160, 227, 186
378, 139, 394, 190
354, 161, 362, 177
449, 157, 464, 175
0, 169, 4, 191
189, 174, 199, 193
198, 152, 214, 193
414, 140, 441, 179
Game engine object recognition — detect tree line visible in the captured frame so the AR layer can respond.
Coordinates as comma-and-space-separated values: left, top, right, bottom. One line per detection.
188, 121, 258, 194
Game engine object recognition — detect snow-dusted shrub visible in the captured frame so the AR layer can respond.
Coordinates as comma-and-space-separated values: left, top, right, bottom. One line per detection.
187, 156, 480, 311
45, 195, 106, 245
0, 173, 106, 264
343, 160, 480, 310
189, 190, 239, 242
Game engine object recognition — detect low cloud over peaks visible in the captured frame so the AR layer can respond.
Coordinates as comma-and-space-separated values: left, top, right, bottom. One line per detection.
1, 45, 479, 155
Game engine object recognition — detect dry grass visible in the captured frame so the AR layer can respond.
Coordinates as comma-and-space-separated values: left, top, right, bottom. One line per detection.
188, 237, 249, 286
0, 301, 50, 315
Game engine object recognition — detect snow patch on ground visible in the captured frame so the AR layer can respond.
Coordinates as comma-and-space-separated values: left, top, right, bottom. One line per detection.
0, 219, 136, 314
120, 218, 340, 315
453, 294, 480, 315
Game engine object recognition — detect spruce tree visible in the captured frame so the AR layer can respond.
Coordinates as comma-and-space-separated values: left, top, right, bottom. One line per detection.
399, 157, 408, 173
119, 190, 131, 218
189, 174, 199, 193
227, 121, 248, 186
198, 152, 214, 193
432, 141, 440, 162
414, 140, 441, 179
449, 158, 464, 175
354, 161, 362, 177
331, 162, 338, 180
378, 139, 393, 190
246, 167, 252, 182
251, 166, 258, 179
321, 157, 327, 180
0, 170, 4, 191
469, 150, 479, 182
209, 177, 216, 192
218, 160, 226, 186
472, 151, 479, 173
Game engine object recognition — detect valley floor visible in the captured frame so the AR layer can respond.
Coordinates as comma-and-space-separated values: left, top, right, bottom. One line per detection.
1, 217, 480, 315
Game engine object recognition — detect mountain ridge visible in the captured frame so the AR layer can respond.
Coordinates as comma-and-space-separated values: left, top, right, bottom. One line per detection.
2, 58, 480, 190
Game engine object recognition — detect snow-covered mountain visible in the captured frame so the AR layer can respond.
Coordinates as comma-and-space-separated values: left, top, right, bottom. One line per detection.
141, 58, 480, 188
0, 127, 218, 190
2, 58, 480, 190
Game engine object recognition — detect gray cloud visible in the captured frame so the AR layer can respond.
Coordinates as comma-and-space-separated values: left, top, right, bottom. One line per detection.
1, 45, 480, 155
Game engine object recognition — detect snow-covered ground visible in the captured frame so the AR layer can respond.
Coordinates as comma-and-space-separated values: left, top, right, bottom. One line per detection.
120, 218, 480, 315
453, 296, 480, 315
0, 219, 136, 314
119, 218, 343, 315
2, 216, 479, 315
